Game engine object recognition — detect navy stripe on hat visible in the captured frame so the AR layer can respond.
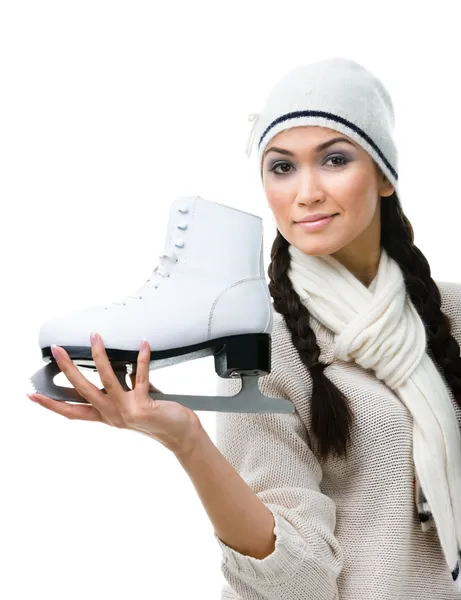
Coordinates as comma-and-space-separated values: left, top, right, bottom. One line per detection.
258, 109, 398, 182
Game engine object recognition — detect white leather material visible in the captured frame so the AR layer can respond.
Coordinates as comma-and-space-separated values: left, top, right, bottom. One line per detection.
209, 277, 273, 340
38, 195, 273, 352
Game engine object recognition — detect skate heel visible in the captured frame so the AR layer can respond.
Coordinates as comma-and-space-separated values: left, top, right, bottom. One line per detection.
214, 333, 271, 378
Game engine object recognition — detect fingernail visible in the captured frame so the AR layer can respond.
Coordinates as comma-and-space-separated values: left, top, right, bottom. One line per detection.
27, 394, 40, 403
90, 332, 98, 346
51, 344, 60, 359
140, 339, 148, 352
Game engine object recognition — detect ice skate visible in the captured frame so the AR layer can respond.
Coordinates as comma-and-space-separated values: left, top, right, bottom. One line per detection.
29, 195, 294, 414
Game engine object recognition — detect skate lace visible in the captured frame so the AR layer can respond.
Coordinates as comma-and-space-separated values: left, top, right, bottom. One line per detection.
105, 204, 189, 308
245, 112, 260, 158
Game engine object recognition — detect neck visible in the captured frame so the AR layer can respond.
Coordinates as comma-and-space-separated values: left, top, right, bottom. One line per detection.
330, 207, 382, 287
330, 245, 382, 288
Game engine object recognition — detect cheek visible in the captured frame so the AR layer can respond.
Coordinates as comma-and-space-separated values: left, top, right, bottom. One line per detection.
264, 197, 288, 233
333, 164, 369, 200
340, 201, 372, 234
264, 171, 296, 202
339, 197, 379, 246
267, 192, 291, 219
340, 180, 378, 217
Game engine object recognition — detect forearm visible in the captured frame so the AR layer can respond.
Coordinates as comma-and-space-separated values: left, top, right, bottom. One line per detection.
175, 426, 276, 559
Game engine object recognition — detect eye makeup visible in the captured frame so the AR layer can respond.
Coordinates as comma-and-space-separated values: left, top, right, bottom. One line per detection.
267, 152, 352, 175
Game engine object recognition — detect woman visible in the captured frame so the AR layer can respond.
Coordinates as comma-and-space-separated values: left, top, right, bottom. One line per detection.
28, 57, 461, 599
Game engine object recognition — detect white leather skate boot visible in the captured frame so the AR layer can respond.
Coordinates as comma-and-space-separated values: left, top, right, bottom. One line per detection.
29, 195, 294, 414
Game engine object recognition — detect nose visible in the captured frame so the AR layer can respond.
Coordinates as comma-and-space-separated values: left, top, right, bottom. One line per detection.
295, 168, 326, 206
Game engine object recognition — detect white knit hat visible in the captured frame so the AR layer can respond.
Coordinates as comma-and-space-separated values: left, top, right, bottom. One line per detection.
245, 56, 400, 201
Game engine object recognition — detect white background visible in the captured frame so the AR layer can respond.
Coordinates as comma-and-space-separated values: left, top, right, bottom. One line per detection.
1, 1, 460, 598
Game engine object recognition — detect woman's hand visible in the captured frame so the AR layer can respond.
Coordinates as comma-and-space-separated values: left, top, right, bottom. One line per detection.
27, 333, 204, 457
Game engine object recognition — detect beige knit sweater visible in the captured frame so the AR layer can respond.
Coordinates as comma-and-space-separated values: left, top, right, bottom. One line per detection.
213, 280, 461, 599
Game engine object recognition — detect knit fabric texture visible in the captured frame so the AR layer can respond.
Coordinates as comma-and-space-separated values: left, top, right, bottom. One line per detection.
245, 56, 399, 201
214, 280, 461, 600
286, 244, 461, 584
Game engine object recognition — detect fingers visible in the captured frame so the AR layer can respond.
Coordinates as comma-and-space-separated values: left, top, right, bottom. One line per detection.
130, 342, 163, 394
28, 393, 102, 421
129, 373, 160, 393
133, 339, 151, 397
90, 333, 125, 400
51, 342, 108, 405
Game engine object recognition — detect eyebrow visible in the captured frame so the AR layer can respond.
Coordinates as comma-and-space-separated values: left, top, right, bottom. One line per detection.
263, 136, 356, 159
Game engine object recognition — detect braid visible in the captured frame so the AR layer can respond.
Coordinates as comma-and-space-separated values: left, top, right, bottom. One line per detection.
267, 232, 354, 461
382, 193, 461, 405
267, 192, 461, 461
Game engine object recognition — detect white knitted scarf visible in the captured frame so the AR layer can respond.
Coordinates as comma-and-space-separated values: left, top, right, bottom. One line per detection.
287, 243, 461, 587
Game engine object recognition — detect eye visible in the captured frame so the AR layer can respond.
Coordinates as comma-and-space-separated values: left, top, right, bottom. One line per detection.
268, 154, 349, 176
325, 154, 349, 167
268, 161, 293, 175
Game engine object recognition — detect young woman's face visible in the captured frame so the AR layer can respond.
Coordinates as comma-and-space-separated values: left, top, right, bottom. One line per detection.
261, 126, 394, 263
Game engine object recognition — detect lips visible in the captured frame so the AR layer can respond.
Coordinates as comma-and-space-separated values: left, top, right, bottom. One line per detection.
298, 213, 338, 223
297, 214, 337, 231
307, 216, 331, 223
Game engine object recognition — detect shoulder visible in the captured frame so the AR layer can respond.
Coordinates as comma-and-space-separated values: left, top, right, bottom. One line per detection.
436, 280, 461, 309
435, 280, 461, 343
271, 310, 291, 346
270, 310, 312, 371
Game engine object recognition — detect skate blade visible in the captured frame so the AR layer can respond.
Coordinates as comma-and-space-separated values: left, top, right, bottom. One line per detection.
29, 363, 295, 414
148, 377, 295, 413
29, 361, 131, 404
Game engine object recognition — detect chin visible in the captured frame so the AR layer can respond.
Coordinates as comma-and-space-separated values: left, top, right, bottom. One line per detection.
293, 236, 343, 257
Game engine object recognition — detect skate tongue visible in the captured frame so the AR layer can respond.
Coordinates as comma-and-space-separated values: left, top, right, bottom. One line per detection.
110, 249, 184, 306
107, 196, 195, 307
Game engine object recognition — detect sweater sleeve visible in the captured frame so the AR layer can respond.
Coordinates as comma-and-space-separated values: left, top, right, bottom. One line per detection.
213, 370, 344, 600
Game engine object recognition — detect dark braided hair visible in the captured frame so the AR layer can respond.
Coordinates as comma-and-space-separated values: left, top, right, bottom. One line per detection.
267, 190, 461, 461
